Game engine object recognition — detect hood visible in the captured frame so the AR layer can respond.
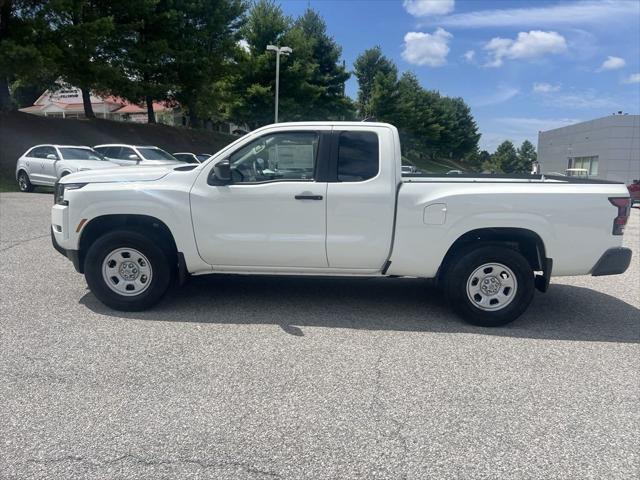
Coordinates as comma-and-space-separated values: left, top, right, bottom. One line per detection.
60, 165, 175, 184
63, 160, 120, 171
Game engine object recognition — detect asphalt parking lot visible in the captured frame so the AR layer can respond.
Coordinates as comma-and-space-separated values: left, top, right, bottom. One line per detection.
1, 191, 638, 480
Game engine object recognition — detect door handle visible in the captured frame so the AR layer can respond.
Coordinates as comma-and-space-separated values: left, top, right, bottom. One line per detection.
295, 194, 323, 200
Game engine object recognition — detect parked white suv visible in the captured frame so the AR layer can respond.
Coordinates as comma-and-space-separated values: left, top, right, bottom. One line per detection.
94, 144, 181, 166
16, 144, 119, 192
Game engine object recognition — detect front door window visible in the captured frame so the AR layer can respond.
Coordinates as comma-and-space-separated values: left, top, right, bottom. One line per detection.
229, 132, 319, 183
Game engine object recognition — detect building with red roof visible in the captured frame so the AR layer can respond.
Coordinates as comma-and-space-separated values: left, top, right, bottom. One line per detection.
19, 84, 176, 124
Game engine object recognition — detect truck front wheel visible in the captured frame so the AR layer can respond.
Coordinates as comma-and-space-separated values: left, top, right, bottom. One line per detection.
443, 245, 535, 327
84, 230, 173, 311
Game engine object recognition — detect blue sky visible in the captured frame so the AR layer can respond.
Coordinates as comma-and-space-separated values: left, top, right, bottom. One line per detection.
279, 0, 640, 151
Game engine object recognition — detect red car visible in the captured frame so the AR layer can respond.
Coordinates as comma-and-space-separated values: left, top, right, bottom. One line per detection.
629, 180, 640, 206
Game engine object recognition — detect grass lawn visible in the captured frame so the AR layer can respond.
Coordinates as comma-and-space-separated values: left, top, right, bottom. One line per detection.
0, 177, 19, 193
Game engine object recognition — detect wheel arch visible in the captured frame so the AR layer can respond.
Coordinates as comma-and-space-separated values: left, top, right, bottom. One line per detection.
437, 227, 549, 283
78, 214, 179, 273
16, 168, 28, 180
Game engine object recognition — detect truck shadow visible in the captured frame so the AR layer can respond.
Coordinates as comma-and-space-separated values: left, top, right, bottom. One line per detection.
80, 275, 640, 344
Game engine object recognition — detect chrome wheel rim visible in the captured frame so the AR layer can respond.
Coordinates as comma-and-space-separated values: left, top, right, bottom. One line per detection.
102, 247, 153, 296
18, 174, 27, 191
466, 263, 517, 311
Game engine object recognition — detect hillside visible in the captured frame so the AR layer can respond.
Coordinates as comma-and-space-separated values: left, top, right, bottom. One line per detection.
0, 112, 236, 190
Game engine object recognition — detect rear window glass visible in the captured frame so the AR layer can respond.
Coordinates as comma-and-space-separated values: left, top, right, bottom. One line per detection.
337, 131, 379, 182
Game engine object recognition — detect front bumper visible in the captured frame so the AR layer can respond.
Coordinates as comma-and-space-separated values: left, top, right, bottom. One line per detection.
51, 228, 82, 273
591, 247, 632, 276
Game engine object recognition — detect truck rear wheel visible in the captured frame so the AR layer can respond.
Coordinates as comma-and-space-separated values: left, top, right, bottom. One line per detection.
84, 230, 173, 311
443, 245, 535, 327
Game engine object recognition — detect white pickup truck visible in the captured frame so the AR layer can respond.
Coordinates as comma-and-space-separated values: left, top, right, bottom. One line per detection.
51, 122, 632, 326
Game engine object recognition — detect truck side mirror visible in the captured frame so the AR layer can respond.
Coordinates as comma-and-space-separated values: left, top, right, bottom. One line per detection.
209, 159, 232, 185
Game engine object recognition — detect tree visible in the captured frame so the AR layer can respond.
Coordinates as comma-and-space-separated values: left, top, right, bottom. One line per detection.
465, 149, 491, 172
229, 1, 352, 128
42, 0, 123, 118
0, 0, 58, 111
353, 46, 395, 119
492, 140, 519, 173
104, 0, 177, 123
369, 66, 399, 122
171, 0, 245, 127
228, 0, 291, 128
354, 47, 480, 163
435, 96, 480, 160
288, 8, 352, 120
517, 140, 537, 173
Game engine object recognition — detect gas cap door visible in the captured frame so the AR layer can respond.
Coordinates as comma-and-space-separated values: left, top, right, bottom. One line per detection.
423, 203, 447, 225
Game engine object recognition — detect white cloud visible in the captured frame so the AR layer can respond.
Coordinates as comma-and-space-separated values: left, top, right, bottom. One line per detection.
434, 0, 639, 28
484, 30, 567, 67
544, 89, 619, 109
533, 82, 561, 93
237, 39, 250, 53
402, 28, 453, 67
463, 50, 475, 61
404, 0, 454, 17
599, 56, 626, 71
472, 85, 520, 107
498, 117, 582, 132
622, 73, 640, 84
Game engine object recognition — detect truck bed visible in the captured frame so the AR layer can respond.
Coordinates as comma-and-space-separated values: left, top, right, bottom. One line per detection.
402, 173, 625, 184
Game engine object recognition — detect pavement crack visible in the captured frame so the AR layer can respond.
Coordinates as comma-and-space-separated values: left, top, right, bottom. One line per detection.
0, 233, 50, 252
27, 455, 85, 464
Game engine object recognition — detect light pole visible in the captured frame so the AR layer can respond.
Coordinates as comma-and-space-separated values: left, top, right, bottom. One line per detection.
266, 45, 292, 123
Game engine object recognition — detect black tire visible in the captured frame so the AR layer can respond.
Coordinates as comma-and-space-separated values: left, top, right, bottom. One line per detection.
17, 170, 34, 192
84, 230, 174, 311
443, 245, 535, 327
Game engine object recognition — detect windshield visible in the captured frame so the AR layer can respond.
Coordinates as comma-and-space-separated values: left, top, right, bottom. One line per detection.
59, 148, 105, 161
137, 147, 177, 161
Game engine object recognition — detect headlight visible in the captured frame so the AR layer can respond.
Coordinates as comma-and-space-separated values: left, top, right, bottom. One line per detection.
54, 182, 87, 205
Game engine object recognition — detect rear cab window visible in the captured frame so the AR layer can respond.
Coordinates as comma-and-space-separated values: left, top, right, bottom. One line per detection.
337, 131, 379, 182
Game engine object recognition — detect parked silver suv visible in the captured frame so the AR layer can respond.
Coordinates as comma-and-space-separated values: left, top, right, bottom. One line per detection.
16, 144, 119, 192
94, 144, 181, 166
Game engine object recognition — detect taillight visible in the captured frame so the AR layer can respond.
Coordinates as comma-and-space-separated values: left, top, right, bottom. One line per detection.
609, 197, 631, 235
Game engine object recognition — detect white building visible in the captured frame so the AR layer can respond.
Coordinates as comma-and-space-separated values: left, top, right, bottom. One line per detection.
537, 114, 640, 184
19, 85, 175, 124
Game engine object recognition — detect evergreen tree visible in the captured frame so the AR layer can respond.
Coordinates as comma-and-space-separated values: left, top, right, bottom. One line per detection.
230, 1, 352, 128
353, 46, 395, 119
105, 0, 178, 123
492, 140, 519, 173
0, 0, 58, 111
465, 149, 491, 172
517, 140, 537, 173
289, 9, 352, 120
229, 0, 291, 128
43, 0, 121, 118
354, 47, 480, 162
